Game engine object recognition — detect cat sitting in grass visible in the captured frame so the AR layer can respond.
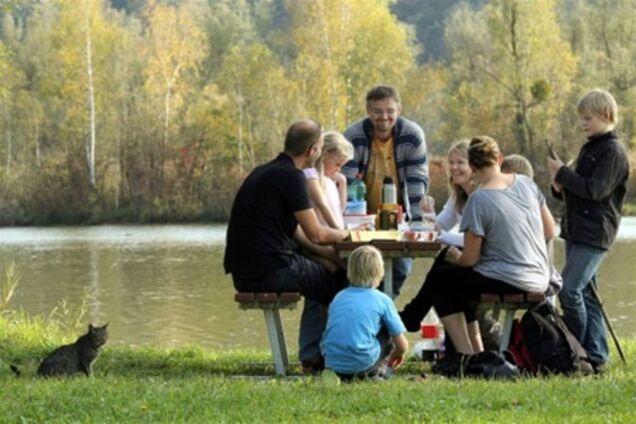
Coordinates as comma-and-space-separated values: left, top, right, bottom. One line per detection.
11, 323, 108, 377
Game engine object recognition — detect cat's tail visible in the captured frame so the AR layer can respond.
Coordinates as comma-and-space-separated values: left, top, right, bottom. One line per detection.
10, 365, 21, 377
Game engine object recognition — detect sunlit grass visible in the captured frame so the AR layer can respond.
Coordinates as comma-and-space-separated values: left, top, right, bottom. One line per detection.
2, 312, 635, 423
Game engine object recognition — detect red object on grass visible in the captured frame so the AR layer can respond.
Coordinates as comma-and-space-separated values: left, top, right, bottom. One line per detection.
420, 324, 440, 339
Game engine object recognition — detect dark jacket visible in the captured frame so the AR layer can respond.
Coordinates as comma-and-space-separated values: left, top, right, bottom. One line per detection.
553, 131, 629, 249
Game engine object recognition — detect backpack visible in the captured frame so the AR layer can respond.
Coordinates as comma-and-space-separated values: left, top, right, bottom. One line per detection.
510, 301, 594, 375
507, 318, 536, 374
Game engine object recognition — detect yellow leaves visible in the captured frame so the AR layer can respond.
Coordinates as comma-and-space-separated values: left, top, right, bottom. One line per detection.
442, 0, 578, 156
531, 80, 551, 103
143, 1, 207, 95
288, 0, 417, 128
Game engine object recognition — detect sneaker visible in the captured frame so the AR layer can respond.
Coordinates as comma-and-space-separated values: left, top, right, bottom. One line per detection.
431, 352, 470, 377
465, 350, 519, 379
301, 356, 325, 376
589, 360, 607, 375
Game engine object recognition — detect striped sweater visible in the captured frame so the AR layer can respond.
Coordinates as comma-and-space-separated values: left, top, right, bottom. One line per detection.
342, 116, 428, 221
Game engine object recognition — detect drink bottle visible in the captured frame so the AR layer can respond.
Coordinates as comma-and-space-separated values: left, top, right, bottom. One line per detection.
348, 173, 366, 202
412, 311, 444, 362
382, 176, 397, 204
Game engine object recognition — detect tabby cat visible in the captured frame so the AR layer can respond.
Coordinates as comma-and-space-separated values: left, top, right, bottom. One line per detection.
12, 323, 109, 377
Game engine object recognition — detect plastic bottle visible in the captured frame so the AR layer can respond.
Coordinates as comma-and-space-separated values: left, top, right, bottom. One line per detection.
382, 176, 397, 204
412, 310, 444, 362
348, 173, 367, 202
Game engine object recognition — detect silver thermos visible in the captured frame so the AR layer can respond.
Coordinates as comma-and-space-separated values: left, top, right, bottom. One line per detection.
382, 176, 397, 204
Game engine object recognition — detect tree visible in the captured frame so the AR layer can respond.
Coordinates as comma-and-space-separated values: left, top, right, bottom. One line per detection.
218, 42, 297, 172
142, 0, 207, 179
198, 0, 258, 81
443, 0, 576, 162
561, 0, 636, 149
45, 0, 126, 191
286, 0, 418, 129
391, 0, 487, 63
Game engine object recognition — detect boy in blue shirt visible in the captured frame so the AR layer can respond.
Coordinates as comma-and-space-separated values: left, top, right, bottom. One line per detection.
547, 88, 630, 370
320, 245, 408, 381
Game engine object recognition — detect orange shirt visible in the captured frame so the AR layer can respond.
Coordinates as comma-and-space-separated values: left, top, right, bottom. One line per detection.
365, 137, 400, 214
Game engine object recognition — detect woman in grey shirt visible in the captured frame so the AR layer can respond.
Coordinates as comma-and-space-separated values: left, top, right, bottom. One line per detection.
428, 136, 556, 362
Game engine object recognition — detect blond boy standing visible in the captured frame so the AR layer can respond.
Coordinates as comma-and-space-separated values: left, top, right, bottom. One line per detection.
547, 89, 630, 370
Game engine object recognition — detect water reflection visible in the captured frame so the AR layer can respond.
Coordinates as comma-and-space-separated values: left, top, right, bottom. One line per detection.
1, 223, 635, 352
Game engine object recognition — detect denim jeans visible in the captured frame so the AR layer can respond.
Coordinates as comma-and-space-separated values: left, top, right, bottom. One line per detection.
558, 241, 608, 364
298, 299, 325, 362
378, 257, 413, 299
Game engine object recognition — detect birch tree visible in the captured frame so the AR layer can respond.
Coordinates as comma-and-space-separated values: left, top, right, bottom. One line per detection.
142, 0, 206, 157
47, 0, 117, 190
218, 42, 297, 171
83, 0, 97, 188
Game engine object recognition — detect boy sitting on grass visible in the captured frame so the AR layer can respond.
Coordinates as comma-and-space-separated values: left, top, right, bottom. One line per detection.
320, 245, 408, 382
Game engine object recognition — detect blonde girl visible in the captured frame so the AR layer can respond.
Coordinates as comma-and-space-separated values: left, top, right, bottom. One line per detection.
304, 131, 354, 229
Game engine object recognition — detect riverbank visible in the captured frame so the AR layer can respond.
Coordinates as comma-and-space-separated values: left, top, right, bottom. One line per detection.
1, 316, 634, 423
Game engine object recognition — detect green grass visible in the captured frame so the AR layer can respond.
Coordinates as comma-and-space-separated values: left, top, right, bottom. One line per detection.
1, 315, 635, 423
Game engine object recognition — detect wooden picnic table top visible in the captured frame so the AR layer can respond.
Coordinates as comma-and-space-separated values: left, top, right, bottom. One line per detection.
334, 239, 441, 258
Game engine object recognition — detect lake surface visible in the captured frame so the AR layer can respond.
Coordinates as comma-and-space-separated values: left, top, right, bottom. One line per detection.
1, 222, 636, 352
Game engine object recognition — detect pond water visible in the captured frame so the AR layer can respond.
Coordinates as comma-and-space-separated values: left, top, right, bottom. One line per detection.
1, 221, 635, 351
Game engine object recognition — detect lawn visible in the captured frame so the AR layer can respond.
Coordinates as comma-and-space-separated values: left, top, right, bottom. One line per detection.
1, 314, 635, 423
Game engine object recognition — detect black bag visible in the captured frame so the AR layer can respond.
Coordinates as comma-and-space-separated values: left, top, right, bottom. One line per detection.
507, 318, 536, 374
518, 301, 594, 375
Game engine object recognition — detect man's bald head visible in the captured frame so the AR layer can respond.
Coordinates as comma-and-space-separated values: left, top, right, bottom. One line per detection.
284, 119, 323, 156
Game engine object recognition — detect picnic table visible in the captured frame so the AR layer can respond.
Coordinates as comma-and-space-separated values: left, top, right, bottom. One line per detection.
334, 235, 441, 297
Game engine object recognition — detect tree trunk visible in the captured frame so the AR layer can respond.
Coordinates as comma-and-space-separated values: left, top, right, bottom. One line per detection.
4, 110, 11, 176
163, 87, 171, 151
34, 122, 40, 167
84, 0, 96, 190
237, 86, 244, 173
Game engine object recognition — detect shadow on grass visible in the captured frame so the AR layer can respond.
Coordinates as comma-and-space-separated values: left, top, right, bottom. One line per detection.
96, 346, 305, 379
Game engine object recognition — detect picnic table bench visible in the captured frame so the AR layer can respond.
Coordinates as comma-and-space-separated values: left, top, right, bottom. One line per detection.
476, 292, 546, 352
234, 292, 301, 376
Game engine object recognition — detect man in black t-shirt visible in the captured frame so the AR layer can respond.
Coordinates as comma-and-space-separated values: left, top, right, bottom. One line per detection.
224, 119, 350, 372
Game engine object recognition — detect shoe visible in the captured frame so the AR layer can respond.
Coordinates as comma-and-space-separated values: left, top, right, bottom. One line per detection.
431, 352, 469, 377
432, 351, 519, 379
465, 350, 519, 379
589, 360, 607, 375
301, 356, 325, 376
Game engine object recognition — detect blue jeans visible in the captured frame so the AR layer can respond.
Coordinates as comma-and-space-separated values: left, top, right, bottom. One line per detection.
298, 299, 325, 362
558, 242, 608, 364
378, 257, 413, 299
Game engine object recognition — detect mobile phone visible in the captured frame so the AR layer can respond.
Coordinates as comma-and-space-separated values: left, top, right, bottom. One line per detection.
544, 139, 557, 160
